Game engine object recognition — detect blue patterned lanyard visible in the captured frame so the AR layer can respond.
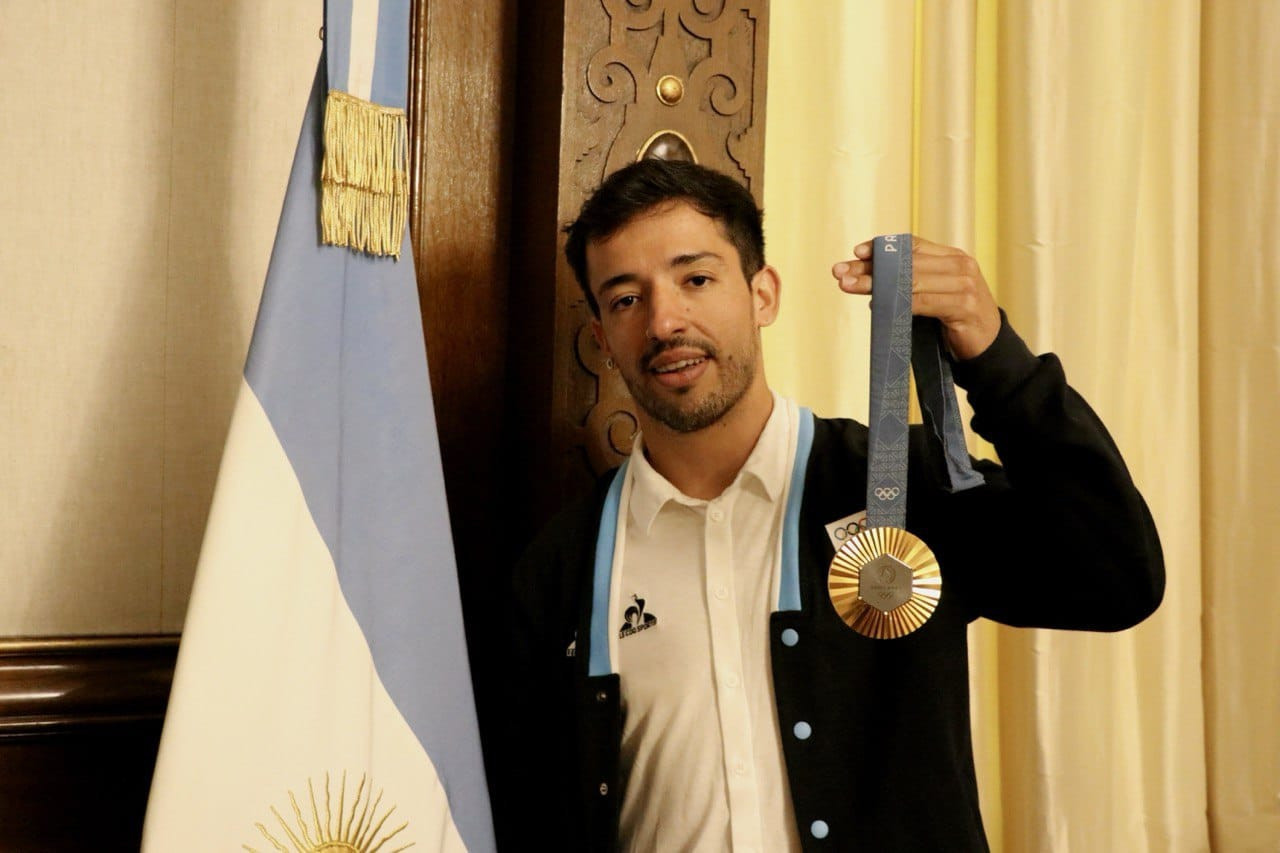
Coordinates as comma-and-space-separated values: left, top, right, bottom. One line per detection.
866, 234, 982, 530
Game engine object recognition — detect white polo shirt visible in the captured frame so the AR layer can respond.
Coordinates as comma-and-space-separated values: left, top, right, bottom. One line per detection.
610, 394, 803, 853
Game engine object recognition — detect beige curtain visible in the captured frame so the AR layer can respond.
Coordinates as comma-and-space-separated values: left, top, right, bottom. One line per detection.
765, 2, 1278, 850
1201, 4, 1280, 850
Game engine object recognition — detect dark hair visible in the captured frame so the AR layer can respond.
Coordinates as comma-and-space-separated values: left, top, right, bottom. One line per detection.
563, 159, 765, 315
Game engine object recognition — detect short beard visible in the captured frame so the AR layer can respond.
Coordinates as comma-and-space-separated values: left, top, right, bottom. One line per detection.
622, 335, 758, 433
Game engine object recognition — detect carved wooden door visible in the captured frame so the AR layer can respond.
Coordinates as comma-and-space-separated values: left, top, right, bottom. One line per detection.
508, 0, 770, 533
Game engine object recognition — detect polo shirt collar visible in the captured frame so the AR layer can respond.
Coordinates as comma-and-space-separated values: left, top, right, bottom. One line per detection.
627, 393, 790, 535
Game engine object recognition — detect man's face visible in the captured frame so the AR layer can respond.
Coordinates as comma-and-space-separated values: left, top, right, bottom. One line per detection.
586, 201, 779, 433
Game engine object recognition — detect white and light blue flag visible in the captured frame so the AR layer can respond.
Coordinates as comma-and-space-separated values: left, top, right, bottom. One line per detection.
143, 7, 495, 849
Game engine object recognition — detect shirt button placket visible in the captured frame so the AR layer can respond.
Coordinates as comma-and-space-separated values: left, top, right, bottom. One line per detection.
704, 496, 756, 850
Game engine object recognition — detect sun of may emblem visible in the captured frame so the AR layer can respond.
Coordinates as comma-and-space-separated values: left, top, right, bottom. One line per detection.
243, 771, 414, 853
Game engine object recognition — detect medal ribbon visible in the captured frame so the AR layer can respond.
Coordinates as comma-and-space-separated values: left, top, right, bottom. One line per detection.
866, 234, 982, 531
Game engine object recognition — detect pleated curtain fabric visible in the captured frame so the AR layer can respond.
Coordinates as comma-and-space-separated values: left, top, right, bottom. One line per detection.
765, 2, 1278, 850
1200, 3, 1280, 850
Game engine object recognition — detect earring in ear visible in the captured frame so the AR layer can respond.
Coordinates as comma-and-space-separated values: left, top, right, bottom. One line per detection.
605, 358, 616, 370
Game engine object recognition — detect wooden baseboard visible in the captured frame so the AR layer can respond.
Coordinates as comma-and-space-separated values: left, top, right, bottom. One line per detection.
0, 635, 178, 851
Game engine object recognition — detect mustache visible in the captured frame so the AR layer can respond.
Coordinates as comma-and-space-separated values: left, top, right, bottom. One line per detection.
640, 336, 717, 371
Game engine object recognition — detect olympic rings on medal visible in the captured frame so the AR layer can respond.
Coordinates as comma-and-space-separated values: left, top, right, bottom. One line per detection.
873, 486, 901, 501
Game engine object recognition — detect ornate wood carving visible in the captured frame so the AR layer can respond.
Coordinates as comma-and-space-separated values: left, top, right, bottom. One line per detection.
560, 0, 770, 476
505, 0, 766, 536
578, 0, 767, 186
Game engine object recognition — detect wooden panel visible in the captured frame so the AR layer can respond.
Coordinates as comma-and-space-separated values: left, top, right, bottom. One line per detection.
505, 0, 573, 544
406, 0, 517, 834
409, 0, 516, 582
0, 636, 178, 851
509, 0, 770, 534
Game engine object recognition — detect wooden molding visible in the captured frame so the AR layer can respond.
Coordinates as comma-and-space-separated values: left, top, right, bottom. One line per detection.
0, 635, 178, 737
0, 635, 179, 849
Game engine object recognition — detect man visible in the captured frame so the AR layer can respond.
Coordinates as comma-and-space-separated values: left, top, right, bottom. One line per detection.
508, 160, 1163, 851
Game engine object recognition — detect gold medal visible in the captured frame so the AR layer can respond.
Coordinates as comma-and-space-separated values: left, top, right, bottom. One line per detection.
827, 526, 940, 639
828, 234, 974, 639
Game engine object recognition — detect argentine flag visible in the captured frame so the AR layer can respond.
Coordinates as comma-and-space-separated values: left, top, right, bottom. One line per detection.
143, 11, 495, 850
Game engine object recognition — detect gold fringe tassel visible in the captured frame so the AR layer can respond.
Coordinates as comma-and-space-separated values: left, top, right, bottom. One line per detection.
321, 89, 408, 258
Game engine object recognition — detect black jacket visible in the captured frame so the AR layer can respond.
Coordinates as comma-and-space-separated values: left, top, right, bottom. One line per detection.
505, 320, 1164, 851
